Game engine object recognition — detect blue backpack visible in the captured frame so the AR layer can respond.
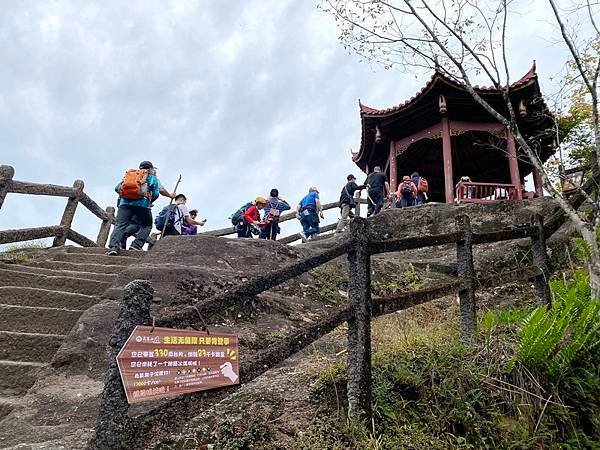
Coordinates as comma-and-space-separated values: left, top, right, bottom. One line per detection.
231, 202, 253, 225
155, 204, 179, 230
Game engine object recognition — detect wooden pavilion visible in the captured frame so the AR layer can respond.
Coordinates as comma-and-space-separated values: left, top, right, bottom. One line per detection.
353, 64, 556, 204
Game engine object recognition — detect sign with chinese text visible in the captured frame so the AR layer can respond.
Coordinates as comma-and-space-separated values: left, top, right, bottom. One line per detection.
116, 326, 239, 404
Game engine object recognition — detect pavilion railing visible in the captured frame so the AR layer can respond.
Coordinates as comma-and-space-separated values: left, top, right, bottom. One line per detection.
455, 181, 518, 204
0, 165, 115, 247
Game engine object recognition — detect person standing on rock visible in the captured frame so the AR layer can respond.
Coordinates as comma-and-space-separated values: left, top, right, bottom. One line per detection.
365, 166, 390, 217
296, 187, 324, 241
107, 161, 173, 255
335, 174, 365, 233
260, 188, 291, 241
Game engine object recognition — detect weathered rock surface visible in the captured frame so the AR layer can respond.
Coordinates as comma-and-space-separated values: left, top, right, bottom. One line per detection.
0, 198, 572, 449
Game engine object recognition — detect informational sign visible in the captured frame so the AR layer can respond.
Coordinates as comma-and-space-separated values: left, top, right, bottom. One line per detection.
116, 326, 239, 404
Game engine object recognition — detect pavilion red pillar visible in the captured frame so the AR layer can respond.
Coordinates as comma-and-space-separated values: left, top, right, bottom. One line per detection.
389, 141, 397, 195
506, 130, 523, 200
533, 168, 543, 197
441, 117, 454, 204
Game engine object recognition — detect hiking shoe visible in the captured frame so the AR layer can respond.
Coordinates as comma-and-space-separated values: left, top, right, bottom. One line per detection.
106, 248, 118, 256
129, 246, 144, 251
299, 231, 308, 243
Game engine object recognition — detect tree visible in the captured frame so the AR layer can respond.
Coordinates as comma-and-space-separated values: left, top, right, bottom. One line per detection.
322, 0, 600, 295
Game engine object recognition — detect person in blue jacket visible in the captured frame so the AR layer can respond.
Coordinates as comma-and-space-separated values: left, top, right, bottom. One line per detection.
296, 187, 324, 241
107, 161, 172, 255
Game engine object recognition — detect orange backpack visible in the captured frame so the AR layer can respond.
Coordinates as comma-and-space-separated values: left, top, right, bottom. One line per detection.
118, 169, 151, 200
417, 177, 429, 193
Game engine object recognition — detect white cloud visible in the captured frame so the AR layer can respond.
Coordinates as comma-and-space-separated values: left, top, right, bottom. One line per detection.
0, 0, 590, 244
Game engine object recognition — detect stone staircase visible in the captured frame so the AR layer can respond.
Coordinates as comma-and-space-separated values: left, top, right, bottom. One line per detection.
0, 246, 144, 422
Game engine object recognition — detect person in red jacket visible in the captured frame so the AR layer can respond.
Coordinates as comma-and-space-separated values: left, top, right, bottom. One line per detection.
238, 197, 268, 238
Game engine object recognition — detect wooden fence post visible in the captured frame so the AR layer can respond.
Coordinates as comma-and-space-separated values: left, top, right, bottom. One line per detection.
456, 215, 476, 342
354, 191, 362, 217
531, 214, 552, 306
0, 165, 15, 209
88, 280, 154, 450
97, 206, 115, 247
346, 217, 372, 422
53, 179, 84, 247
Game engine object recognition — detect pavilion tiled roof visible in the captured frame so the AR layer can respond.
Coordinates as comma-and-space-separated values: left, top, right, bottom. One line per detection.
358, 62, 538, 117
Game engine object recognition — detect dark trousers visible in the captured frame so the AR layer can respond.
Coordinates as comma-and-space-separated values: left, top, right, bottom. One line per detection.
108, 205, 152, 250
163, 226, 181, 237
367, 190, 384, 216
299, 208, 320, 237
259, 222, 279, 240
237, 223, 253, 238
396, 196, 414, 208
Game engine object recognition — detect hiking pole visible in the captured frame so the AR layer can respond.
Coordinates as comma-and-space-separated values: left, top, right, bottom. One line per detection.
160, 174, 182, 239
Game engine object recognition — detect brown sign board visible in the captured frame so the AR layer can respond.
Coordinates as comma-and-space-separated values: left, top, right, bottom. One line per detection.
116, 326, 239, 404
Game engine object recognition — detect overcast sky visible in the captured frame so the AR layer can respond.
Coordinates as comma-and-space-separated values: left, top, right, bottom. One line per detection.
0, 0, 585, 245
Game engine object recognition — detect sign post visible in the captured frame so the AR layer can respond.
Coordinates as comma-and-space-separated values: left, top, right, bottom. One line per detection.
116, 325, 239, 404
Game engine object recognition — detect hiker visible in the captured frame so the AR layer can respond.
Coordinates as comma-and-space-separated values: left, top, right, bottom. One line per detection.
260, 189, 291, 241
182, 209, 201, 235
411, 172, 429, 205
365, 166, 390, 217
456, 176, 476, 201
107, 161, 173, 255
335, 174, 365, 233
296, 187, 324, 241
157, 194, 206, 237
395, 175, 417, 208
234, 197, 268, 238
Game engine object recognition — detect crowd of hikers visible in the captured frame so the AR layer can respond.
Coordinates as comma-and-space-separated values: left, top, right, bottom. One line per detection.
105, 161, 429, 254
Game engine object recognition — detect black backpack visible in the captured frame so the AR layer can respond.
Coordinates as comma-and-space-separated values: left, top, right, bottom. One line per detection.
400, 182, 414, 199
231, 202, 253, 225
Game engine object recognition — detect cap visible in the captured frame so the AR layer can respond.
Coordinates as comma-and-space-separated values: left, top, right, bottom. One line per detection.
402, 175, 410, 181
139, 161, 156, 170
309, 186, 319, 193
255, 196, 267, 204
347, 174, 356, 181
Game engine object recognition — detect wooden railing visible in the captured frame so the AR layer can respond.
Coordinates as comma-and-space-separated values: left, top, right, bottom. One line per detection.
201, 193, 367, 241
455, 181, 518, 204
0, 165, 114, 247
90, 209, 555, 449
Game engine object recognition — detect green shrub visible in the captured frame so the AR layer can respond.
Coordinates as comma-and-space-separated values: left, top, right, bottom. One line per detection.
511, 270, 600, 378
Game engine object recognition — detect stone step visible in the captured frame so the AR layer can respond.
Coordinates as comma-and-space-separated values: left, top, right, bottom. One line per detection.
0, 394, 23, 421
48, 252, 140, 266
28, 260, 125, 274
0, 304, 83, 334
0, 262, 115, 283
0, 360, 46, 395
0, 287, 98, 309
0, 331, 64, 363
0, 268, 110, 296
48, 245, 146, 257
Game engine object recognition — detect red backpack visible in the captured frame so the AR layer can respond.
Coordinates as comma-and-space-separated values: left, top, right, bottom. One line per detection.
417, 177, 429, 193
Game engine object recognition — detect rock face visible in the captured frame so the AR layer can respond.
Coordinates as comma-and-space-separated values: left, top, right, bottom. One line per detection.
0, 197, 568, 449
